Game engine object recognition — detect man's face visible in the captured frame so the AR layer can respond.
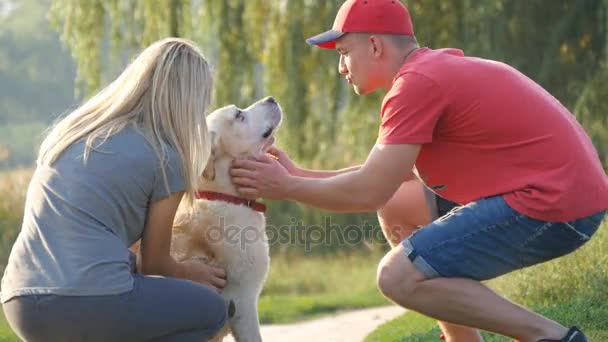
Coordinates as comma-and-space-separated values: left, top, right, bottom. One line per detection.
335, 34, 379, 95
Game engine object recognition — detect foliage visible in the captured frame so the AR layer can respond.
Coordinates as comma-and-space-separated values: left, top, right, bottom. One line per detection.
0, 0, 76, 125
0, 0, 77, 168
3, 0, 605, 254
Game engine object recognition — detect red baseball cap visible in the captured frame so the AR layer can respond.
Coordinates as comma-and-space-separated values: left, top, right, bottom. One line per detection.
306, 0, 415, 49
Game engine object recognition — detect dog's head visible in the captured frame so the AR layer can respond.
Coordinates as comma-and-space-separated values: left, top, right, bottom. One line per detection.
202, 96, 283, 182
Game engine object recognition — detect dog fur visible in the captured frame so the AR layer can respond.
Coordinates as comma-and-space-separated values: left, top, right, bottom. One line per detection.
171, 97, 282, 341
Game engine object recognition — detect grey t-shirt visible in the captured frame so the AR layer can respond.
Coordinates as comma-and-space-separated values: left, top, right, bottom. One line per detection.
1, 126, 185, 302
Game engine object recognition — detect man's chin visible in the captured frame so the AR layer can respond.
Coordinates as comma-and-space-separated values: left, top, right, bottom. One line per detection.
352, 84, 373, 95
356, 85, 381, 96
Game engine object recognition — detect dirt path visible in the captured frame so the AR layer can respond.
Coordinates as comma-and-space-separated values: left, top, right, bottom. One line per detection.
225, 305, 406, 342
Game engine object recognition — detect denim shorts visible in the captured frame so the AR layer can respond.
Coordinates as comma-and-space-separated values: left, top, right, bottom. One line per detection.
402, 195, 606, 281
423, 187, 460, 220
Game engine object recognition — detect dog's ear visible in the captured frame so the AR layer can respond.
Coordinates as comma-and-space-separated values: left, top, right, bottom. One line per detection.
202, 131, 217, 181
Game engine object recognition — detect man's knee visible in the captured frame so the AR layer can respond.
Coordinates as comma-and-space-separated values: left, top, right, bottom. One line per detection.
376, 248, 421, 303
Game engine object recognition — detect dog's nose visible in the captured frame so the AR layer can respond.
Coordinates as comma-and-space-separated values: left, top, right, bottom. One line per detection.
265, 96, 276, 104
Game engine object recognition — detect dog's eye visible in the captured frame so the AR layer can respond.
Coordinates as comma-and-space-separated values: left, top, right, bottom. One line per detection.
234, 110, 245, 122
262, 127, 273, 138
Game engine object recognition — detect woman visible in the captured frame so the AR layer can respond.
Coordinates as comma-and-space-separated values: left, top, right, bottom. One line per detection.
1, 38, 227, 341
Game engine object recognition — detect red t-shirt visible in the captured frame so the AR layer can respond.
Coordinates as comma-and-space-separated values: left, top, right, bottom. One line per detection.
377, 48, 608, 221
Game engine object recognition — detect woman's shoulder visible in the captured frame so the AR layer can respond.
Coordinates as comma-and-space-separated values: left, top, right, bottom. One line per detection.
121, 126, 184, 179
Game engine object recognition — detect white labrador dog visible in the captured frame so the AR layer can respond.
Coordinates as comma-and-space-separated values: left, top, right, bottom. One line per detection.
172, 97, 282, 342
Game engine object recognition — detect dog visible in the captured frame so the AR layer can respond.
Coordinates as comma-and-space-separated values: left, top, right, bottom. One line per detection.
171, 96, 283, 341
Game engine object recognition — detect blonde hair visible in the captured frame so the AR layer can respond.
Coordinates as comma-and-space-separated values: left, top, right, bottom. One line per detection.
37, 37, 213, 204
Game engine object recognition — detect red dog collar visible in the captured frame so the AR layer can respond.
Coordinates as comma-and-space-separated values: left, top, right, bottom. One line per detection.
195, 191, 267, 213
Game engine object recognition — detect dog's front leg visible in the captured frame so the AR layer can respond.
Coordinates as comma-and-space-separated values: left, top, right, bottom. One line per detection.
228, 293, 263, 342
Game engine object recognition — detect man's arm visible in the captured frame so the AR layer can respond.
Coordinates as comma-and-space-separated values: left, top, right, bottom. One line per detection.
231, 144, 420, 213
295, 165, 361, 178
266, 146, 361, 178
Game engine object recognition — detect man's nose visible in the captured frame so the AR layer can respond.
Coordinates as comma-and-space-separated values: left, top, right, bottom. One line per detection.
338, 54, 348, 75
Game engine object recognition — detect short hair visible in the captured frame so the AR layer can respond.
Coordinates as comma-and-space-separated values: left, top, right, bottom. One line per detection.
383, 34, 419, 48
352, 33, 418, 49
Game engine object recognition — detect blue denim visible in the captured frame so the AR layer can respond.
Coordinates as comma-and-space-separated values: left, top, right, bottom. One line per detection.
436, 195, 459, 218
423, 187, 460, 221
2, 274, 227, 342
402, 195, 606, 281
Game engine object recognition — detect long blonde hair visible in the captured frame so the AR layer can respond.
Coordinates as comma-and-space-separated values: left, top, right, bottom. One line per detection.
37, 38, 213, 204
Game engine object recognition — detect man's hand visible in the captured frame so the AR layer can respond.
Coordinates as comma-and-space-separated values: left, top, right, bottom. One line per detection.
230, 154, 293, 200
266, 146, 299, 175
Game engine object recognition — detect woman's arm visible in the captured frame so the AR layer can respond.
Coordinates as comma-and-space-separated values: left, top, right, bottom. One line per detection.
139, 192, 226, 290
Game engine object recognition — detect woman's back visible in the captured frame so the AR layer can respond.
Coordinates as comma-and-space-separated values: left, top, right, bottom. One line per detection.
1, 125, 184, 302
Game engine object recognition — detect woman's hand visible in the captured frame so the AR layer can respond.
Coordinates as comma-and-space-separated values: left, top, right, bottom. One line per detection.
179, 259, 227, 292
230, 153, 293, 200
265, 146, 300, 176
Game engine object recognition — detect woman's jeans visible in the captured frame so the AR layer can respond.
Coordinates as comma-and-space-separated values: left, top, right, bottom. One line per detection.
3, 274, 227, 342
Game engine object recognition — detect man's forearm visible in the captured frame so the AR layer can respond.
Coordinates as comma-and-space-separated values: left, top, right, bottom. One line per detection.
294, 165, 362, 178
285, 170, 384, 213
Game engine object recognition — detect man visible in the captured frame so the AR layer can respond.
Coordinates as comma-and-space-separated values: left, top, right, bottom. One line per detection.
230, 1, 608, 341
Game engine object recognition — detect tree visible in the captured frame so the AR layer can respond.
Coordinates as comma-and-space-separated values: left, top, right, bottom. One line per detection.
0, 0, 77, 168
49, 0, 608, 253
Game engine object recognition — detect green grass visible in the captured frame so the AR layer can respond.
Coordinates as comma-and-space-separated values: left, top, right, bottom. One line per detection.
0, 314, 15, 342
366, 295, 608, 341
366, 221, 608, 341
259, 252, 389, 323
0, 169, 31, 268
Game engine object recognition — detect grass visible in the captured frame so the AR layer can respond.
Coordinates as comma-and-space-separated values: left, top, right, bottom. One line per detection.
0, 311, 14, 342
365, 220, 608, 341
0, 169, 31, 268
259, 252, 389, 323
366, 296, 608, 341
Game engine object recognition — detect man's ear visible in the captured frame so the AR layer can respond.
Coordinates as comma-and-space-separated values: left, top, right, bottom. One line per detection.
369, 35, 383, 57
202, 131, 217, 181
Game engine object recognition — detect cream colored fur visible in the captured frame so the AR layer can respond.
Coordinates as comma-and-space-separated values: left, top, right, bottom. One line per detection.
172, 97, 282, 341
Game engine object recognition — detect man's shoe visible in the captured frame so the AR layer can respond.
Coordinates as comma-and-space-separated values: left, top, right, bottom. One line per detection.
538, 326, 587, 342
444, 326, 586, 342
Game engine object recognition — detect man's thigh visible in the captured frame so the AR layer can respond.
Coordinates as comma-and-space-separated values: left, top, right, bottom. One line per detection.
380, 179, 432, 227
401, 196, 605, 281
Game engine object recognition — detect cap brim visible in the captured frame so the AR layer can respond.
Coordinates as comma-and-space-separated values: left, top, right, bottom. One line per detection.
306, 30, 346, 49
